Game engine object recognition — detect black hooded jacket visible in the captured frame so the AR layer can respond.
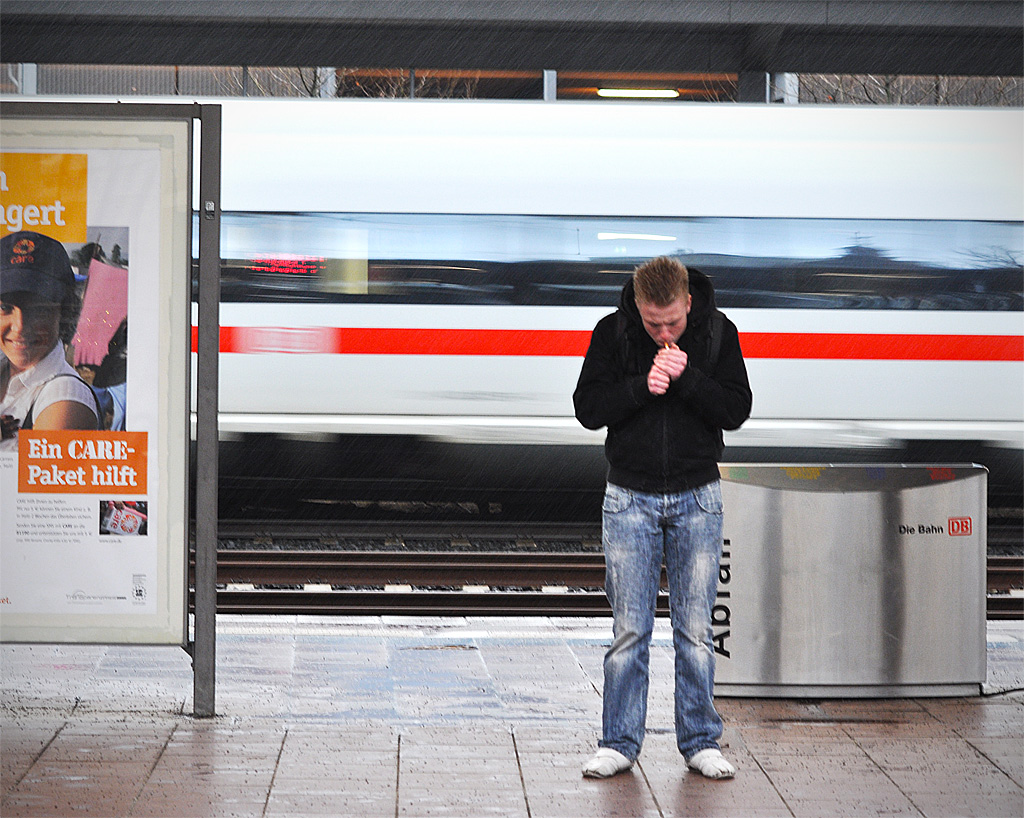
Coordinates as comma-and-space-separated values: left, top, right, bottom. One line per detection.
573, 269, 752, 493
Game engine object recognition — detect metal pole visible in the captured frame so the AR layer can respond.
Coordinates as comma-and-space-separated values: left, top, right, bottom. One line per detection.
543, 70, 557, 101
737, 71, 770, 102
193, 104, 221, 718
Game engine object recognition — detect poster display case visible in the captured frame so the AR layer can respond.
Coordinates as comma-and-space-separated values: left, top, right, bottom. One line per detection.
1, 108, 193, 645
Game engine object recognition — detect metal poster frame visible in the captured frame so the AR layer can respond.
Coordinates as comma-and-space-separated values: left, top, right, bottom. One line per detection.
0, 101, 221, 717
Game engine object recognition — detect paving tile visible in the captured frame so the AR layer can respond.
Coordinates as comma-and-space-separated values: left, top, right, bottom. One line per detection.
401, 758, 520, 776
398, 786, 529, 817
749, 753, 880, 774
1, 760, 146, 817
135, 781, 272, 804
905, 789, 1024, 818
58, 718, 178, 736
5, 758, 152, 817
130, 788, 269, 818
642, 757, 793, 817
275, 749, 397, 770
855, 736, 1008, 771
886, 767, 1023, 797
516, 751, 593, 777
2, 793, 139, 818
1, 764, 29, 797
37, 731, 170, 764
964, 736, 1024, 785
160, 737, 285, 759
270, 773, 395, 794
145, 767, 276, 787
399, 770, 523, 789
266, 790, 396, 816
511, 725, 595, 750
152, 754, 280, 776
786, 796, 923, 817
0, 726, 61, 794
16, 759, 154, 783
524, 775, 662, 818
0, 724, 64, 743
399, 724, 515, 746
282, 733, 398, 753
399, 741, 517, 759
918, 699, 1024, 737
767, 768, 909, 800
3, 619, 1022, 818
839, 719, 956, 739
655, 773, 794, 818
744, 742, 868, 767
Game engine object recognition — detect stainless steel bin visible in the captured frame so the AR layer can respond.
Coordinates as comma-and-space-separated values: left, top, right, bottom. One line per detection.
715, 464, 987, 697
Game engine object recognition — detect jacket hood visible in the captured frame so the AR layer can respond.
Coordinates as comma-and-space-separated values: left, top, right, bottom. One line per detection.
618, 266, 717, 333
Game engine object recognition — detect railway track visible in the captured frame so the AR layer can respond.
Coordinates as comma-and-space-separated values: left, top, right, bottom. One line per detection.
987, 556, 1024, 620
191, 545, 1023, 620
217, 521, 604, 550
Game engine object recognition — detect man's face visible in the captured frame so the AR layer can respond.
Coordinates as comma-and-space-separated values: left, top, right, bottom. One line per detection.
636, 295, 691, 346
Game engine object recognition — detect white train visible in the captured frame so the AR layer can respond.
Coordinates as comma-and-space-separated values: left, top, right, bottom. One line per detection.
203, 99, 1021, 496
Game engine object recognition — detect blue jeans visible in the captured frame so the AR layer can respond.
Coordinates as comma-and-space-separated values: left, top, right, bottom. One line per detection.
599, 481, 725, 761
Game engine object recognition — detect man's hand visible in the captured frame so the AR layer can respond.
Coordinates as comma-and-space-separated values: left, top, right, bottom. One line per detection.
647, 344, 687, 395
648, 364, 671, 395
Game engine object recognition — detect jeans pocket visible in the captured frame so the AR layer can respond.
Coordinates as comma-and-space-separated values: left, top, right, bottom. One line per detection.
694, 480, 723, 515
602, 483, 633, 514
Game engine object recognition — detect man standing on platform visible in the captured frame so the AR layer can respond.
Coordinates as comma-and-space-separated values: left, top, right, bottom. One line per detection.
573, 256, 752, 780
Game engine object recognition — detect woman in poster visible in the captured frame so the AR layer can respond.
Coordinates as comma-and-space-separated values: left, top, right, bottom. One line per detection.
0, 230, 100, 449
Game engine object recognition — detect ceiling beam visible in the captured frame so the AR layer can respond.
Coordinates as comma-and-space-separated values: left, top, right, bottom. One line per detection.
2, 2, 1020, 76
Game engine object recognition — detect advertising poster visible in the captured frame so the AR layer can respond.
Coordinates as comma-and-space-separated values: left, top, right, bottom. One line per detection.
1, 115, 190, 643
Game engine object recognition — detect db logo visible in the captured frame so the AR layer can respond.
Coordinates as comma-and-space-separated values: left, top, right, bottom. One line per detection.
948, 517, 972, 536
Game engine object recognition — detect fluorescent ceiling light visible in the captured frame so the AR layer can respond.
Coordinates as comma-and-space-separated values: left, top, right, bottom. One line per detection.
598, 232, 677, 241
597, 88, 680, 98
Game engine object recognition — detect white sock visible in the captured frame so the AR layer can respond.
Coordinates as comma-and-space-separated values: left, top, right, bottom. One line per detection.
687, 748, 736, 779
582, 747, 633, 778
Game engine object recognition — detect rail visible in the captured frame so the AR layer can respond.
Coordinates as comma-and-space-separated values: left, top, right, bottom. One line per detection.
190, 552, 1022, 620
988, 556, 1024, 620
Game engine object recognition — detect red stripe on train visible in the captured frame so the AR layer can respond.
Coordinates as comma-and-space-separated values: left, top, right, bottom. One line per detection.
191, 327, 1023, 361
740, 332, 1023, 361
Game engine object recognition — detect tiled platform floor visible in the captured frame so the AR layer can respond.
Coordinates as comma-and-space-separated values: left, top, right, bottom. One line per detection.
2, 616, 1022, 817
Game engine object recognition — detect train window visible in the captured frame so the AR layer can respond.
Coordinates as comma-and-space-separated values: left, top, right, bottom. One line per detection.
194, 213, 1023, 310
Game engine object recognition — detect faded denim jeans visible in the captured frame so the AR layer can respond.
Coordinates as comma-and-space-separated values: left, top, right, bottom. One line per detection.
599, 480, 725, 761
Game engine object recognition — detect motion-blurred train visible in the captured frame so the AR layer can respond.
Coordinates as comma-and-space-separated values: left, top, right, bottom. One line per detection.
202, 99, 1022, 513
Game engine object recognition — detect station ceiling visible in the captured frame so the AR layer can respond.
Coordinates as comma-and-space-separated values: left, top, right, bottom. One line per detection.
2, 1, 1021, 77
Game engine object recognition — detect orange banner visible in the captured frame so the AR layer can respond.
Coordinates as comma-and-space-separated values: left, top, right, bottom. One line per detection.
18, 431, 147, 494
0, 152, 88, 242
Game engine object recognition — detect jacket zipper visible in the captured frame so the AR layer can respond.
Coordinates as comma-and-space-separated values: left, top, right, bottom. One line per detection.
661, 401, 669, 491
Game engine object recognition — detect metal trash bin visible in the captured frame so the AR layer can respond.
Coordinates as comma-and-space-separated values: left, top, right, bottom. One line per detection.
715, 464, 987, 697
